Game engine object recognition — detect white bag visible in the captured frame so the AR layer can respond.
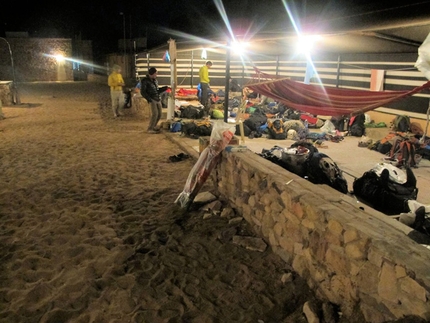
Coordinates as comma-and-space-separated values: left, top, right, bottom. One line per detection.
415, 32, 430, 81
320, 119, 335, 134
371, 163, 407, 184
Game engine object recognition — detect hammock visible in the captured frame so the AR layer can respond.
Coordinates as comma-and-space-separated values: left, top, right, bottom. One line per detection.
246, 76, 430, 117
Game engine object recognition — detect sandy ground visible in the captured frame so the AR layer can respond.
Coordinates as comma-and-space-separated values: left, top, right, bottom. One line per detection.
0, 82, 423, 323
0, 82, 320, 323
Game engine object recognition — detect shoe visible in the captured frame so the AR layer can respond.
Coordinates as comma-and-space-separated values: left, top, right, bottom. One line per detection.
169, 155, 181, 162
169, 153, 190, 162
177, 153, 189, 160
147, 130, 159, 134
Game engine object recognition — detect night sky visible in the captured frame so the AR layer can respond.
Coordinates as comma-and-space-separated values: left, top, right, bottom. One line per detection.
1, 0, 429, 62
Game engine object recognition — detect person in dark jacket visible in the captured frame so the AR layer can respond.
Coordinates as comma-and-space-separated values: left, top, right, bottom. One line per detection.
140, 67, 166, 133
229, 77, 241, 92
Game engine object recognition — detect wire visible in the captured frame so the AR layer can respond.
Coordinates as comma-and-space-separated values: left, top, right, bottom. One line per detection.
341, 63, 417, 71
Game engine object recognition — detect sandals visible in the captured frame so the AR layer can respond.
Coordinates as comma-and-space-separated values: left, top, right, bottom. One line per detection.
169, 153, 190, 162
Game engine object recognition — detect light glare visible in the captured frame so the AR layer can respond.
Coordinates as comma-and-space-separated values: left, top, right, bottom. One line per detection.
296, 35, 322, 54
55, 54, 65, 62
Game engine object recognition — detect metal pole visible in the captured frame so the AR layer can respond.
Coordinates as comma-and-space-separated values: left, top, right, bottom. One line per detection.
120, 12, 126, 77
336, 54, 341, 88
0, 37, 20, 104
224, 40, 231, 123
191, 50, 194, 88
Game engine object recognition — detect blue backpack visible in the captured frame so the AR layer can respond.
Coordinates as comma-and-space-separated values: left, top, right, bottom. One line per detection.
170, 122, 182, 132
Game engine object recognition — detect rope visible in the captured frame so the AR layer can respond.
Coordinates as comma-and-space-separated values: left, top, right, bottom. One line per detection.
340, 63, 417, 71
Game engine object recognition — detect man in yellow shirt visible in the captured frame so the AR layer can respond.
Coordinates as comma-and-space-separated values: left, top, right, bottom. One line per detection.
108, 64, 125, 118
199, 60, 212, 115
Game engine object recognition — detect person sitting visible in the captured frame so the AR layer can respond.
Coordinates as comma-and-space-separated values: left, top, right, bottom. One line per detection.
243, 87, 258, 100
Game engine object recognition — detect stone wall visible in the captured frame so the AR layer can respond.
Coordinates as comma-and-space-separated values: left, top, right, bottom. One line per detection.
0, 38, 73, 82
88, 73, 108, 84
213, 151, 430, 323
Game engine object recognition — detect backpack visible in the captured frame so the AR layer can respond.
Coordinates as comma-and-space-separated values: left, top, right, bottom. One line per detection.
411, 206, 430, 237
235, 123, 251, 136
181, 121, 212, 138
180, 106, 204, 119
372, 133, 400, 154
348, 114, 366, 137
243, 108, 267, 132
389, 139, 417, 168
267, 119, 287, 139
353, 165, 418, 215
170, 121, 182, 132
392, 115, 410, 132
330, 116, 347, 131
306, 152, 349, 194
259, 143, 348, 194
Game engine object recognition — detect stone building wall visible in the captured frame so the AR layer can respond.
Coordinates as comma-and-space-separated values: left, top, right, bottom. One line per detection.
0, 38, 73, 82
213, 151, 430, 323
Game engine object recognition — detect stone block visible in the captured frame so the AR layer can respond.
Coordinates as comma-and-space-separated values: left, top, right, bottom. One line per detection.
327, 218, 344, 237
274, 247, 293, 263
239, 170, 249, 192
268, 230, 278, 247
353, 262, 379, 295
325, 245, 349, 276
301, 218, 316, 230
345, 239, 369, 260
394, 265, 407, 279
274, 222, 284, 237
360, 302, 390, 323
309, 231, 327, 263
399, 276, 427, 302
330, 274, 358, 310
343, 228, 360, 244
294, 242, 304, 256
323, 228, 343, 247
292, 254, 308, 277
378, 261, 398, 303
247, 195, 256, 208
278, 235, 294, 254
397, 292, 430, 320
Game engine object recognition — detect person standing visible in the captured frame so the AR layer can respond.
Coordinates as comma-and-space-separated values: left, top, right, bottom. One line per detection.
107, 64, 125, 118
140, 67, 163, 134
199, 60, 213, 115
229, 76, 241, 92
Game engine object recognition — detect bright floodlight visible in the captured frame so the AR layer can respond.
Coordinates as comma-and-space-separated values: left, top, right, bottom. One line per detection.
55, 54, 65, 62
231, 41, 249, 56
201, 48, 207, 59
296, 35, 322, 54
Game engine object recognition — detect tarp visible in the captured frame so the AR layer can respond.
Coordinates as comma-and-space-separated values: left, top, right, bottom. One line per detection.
246, 77, 430, 117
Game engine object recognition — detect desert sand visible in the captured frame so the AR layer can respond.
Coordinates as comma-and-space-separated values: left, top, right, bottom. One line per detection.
0, 82, 322, 323
1, 82, 424, 323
